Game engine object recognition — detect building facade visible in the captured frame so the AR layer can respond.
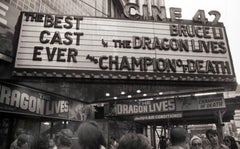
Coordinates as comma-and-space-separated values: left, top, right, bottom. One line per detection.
0, 0, 123, 148
7, 0, 109, 17
0, 0, 239, 149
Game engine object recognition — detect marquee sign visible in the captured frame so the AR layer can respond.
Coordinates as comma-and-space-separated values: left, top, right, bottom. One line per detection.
13, 10, 235, 83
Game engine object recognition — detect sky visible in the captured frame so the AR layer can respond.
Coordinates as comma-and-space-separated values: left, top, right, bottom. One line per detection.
165, 0, 240, 84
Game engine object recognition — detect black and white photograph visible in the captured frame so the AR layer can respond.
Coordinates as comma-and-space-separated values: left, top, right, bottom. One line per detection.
0, 0, 239, 148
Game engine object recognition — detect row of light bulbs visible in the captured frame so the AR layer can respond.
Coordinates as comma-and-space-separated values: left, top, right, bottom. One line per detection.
105, 90, 163, 99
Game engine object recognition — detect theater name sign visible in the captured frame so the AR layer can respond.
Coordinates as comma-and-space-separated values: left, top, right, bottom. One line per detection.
14, 3, 236, 84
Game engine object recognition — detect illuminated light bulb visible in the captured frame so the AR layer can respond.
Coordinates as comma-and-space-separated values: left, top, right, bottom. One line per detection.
121, 91, 125, 95
136, 90, 141, 93
43, 122, 50, 125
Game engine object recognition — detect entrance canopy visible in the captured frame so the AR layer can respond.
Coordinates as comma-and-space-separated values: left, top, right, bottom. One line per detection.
17, 78, 232, 103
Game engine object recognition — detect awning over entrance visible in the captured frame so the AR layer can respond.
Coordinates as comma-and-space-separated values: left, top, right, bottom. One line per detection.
16, 78, 233, 103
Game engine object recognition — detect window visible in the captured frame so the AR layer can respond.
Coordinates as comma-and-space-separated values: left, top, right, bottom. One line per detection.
10, 1, 16, 7
30, 3, 34, 9
24, 5, 28, 10
17, 6, 22, 10
18, 1, 23, 6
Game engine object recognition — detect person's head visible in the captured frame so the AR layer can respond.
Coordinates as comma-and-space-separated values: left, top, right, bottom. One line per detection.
17, 134, 28, 147
117, 133, 151, 149
205, 129, 219, 146
56, 129, 73, 147
223, 136, 238, 149
190, 136, 203, 149
15, 128, 25, 139
32, 136, 49, 149
49, 139, 56, 149
170, 127, 187, 146
77, 121, 106, 149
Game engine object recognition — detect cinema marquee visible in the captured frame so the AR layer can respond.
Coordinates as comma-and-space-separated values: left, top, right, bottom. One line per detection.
1, 3, 237, 149
13, 4, 236, 86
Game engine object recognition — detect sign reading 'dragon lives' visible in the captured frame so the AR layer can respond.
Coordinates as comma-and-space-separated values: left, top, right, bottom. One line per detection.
111, 98, 176, 116
14, 5, 235, 83
0, 82, 90, 121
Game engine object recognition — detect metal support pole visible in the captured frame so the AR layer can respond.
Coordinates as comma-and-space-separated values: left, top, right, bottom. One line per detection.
215, 110, 225, 143
151, 125, 156, 149
108, 0, 112, 17
153, 125, 156, 148
50, 122, 53, 138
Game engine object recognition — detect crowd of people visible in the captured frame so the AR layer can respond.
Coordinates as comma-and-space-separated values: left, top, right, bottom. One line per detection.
10, 121, 240, 149
157, 127, 239, 149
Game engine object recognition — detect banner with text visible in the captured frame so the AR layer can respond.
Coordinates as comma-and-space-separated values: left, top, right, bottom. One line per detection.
0, 82, 89, 121
176, 93, 225, 111
110, 98, 176, 116
134, 112, 182, 121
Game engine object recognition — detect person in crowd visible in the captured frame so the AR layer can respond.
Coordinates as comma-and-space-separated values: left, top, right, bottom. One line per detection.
167, 127, 188, 149
31, 136, 49, 149
190, 136, 203, 149
10, 128, 26, 149
49, 138, 57, 149
16, 134, 29, 149
201, 136, 211, 149
205, 129, 228, 149
223, 136, 238, 149
56, 129, 73, 149
158, 136, 167, 149
70, 139, 81, 149
76, 120, 106, 149
109, 137, 118, 149
117, 133, 151, 149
